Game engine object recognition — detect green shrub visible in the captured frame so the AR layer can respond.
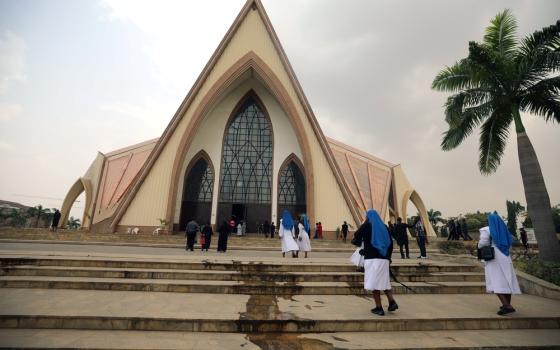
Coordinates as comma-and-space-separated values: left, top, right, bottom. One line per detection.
438, 241, 468, 255
514, 257, 560, 286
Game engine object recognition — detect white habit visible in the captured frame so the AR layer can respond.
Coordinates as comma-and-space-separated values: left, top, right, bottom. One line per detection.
297, 223, 312, 252
478, 226, 521, 294
279, 220, 299, 253
363, 259, 391, 291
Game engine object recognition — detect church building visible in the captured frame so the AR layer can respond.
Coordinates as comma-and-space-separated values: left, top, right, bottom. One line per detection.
60, 0, 435, 238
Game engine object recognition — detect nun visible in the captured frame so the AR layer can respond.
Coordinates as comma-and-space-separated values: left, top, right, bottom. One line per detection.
297, 215, 312, 258
352, 209, 397, 316
478, 212, 521, 315
279, 210, 300, 258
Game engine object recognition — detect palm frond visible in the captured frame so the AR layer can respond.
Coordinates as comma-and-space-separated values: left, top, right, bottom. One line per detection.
432, 60, 476, 92
520, 76, 560, 122
441, 100, 491, 151
478, 109, 512, 174
483, 9, 518, 57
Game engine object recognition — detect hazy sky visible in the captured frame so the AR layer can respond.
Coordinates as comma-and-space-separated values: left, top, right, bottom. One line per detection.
0, 0, 558, 220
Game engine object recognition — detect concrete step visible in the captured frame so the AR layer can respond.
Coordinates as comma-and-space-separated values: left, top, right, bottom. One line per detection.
0, 289, 558, 333
0, 276, 487, 294
0, 265, 485, 283
2, 329, 560, 349
0, 256, 479, 273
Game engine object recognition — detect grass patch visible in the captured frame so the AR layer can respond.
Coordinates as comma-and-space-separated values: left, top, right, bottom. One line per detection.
438, 241, 469, 255
514, 257, 560, 286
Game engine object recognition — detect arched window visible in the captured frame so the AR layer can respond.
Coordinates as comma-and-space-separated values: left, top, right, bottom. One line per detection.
278, 157, 306, 220
184, 158, 213, 202
217, 93, 273, 232
278, 161, 305, 205
180, 155, 214, 230
219, 96, 273, 203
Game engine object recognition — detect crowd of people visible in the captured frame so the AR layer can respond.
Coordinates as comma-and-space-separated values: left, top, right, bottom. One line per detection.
185, 209, 520, 318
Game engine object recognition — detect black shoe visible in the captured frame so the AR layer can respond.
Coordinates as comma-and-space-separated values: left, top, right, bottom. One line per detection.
497, 306, 516, 316
356, 267, 365, 273
388, 301, 398, 312
371, 307, 385, 316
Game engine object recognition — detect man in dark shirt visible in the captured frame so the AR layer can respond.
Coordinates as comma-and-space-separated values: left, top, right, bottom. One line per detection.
394, 217, 412, 259
185, 219, 199, 251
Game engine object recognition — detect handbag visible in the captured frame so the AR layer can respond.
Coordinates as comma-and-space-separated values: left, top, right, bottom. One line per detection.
477, 234, 494, 261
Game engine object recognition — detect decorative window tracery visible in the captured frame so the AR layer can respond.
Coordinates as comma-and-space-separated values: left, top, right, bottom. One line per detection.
184, 158, 213, 202
278, 161, 305, 205
219, 97, 272, 203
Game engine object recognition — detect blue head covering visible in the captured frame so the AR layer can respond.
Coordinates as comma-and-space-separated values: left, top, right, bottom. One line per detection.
301, 214, 310, 233
488, 212, 513, 256
281, 210, 294, 230
366, 209, 391, 257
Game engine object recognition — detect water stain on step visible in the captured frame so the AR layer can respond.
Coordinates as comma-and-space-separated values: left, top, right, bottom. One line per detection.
245, 333, 337, 350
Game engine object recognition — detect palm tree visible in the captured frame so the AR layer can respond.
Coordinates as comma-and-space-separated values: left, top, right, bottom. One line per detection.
9, 209, 27, 227
506, 200, 525, 237
427, 209, 444, 228
67, 216, 81, 230
432, 10, 560, 261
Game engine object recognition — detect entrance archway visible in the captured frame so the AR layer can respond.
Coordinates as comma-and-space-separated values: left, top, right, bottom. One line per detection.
179, 152, 214, 230
60, 178, 92, 229
401, 190, 435, 237
277, 154, 306, 221
217, 92, 273, 232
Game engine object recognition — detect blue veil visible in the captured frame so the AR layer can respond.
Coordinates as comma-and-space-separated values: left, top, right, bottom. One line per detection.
301, 214, 310, 233
281, 210, 294, 230
366, 209, 391, 257
488, 212, 513, 256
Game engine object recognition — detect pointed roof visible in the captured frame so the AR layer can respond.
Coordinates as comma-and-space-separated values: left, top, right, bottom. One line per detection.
110, 0, 363, 228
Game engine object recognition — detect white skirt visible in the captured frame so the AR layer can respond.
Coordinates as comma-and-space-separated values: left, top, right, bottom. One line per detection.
350, 246, 364, 267
297, 231, 312, 252
364, 259, 391, 291
483, 248, 521, 294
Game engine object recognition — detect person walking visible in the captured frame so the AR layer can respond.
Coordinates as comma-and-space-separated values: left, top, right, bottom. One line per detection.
461, 218, 473, 240
297, 215, 312, 258
279, 210, 299, 258
341, 221, 349, 243
352, 209, 397, 316
217, 221, 230, 253
185, 219, 199, 251
478, 213, 521, 315
270, 221, 276, 238
447, 219, 457, 240
201, 223, 212, 251
263, 220, 270, 238
317, 222, 323, 239
414, 217, 428, 259
394, 217, 412, 259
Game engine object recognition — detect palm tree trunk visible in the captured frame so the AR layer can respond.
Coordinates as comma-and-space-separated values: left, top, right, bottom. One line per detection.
517, 131, 560, 262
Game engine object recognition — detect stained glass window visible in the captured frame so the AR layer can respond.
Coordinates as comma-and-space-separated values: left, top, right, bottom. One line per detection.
278, 161, 305, 205
219, 97, 273, 203
184, 158, 213, 202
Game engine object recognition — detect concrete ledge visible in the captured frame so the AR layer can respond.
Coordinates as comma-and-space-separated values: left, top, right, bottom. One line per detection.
0, 315, 558, 333
516, 270, 560, 300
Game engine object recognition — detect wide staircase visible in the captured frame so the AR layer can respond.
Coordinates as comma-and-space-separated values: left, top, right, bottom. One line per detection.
0, 237, 559, 349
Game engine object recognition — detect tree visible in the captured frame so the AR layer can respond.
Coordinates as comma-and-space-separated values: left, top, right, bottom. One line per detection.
67, 216, 81, 230
8, 209, 27, 227
432, 10, 560, 261
26, 205, 50, 228
506, 200, 525, 237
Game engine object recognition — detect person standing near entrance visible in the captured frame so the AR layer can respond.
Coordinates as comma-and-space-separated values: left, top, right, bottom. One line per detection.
279, 210, 299, 258
414, 217, 428, 259
217, 221, 230, 253
270, 221, 276, 238
201, 223, 212, 251
236, 222, 243, 236
341, 221, 349, 243
352, 209, 397, 316
185, 219, 199, 251
394, 217, 412, 259
297, 215, 312, 258
317, 222, 323, 239
263, 220, 270, 238
478, 213, 521, 315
